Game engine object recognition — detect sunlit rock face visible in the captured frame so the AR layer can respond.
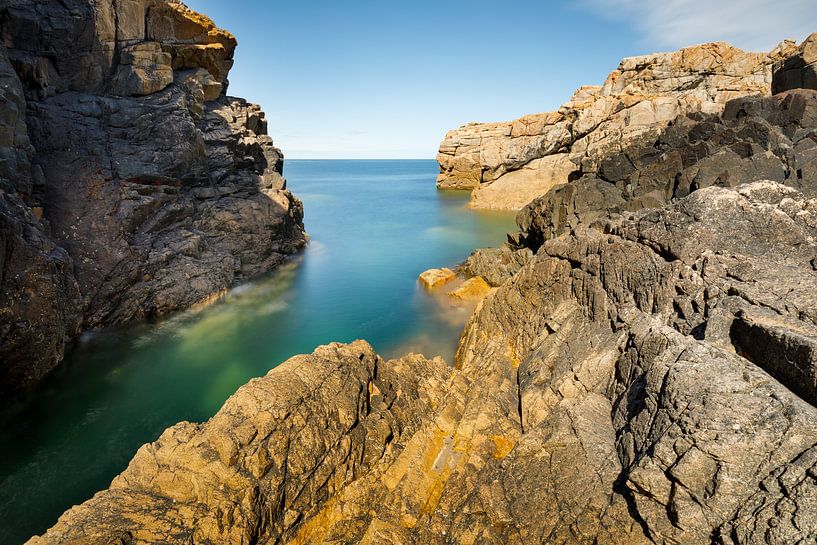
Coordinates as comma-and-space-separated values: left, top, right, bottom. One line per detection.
0, 0, 305, 396
436, 38, 806, 210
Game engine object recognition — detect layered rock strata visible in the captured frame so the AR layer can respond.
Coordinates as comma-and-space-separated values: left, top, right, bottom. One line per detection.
0, 1, 305, 395
29, 179, 817, 544
436, 37, 815, 210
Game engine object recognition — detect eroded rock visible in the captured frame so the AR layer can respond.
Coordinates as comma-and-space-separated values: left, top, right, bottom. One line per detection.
418, 267, 456, 289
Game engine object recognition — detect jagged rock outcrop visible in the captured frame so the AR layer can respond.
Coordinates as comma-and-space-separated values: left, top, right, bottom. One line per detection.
514, 88, 817, 250
0, 1, 305, 395
29, 180, 817, 544
437, 39, 802, 210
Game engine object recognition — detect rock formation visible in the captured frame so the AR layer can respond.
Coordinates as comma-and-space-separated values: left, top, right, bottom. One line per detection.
28, 178, 817, 544
17, 14, 817, 545
437, 39, 805, 210
773, 32, 817, 93
0, 0, 305, 395
514, 87, 817, 250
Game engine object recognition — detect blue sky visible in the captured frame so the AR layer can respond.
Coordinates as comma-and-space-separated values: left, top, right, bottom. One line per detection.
186, 0, 817, 159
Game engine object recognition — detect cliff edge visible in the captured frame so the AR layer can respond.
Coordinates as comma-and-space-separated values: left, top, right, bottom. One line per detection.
0, 0, 306, 395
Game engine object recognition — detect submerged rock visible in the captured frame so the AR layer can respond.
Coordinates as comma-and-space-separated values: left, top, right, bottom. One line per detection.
29, 181, 817, 544
418, 267, 456, 289
447, 276, 492, 301
0, 1, 305, 396
437, 38, 805, 210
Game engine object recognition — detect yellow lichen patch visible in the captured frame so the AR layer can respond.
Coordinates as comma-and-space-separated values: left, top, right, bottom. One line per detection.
490, 435, 516, 459
507, 341, 521, 369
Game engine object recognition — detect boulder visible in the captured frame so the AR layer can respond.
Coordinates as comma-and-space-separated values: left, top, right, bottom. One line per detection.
418, 267, 456, 289
111, 41, 173, 96
447, 276, 492, 300
462, 246, 533, 287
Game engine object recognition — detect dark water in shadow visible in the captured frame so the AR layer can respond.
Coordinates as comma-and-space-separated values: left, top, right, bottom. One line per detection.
0, 159, 516, 543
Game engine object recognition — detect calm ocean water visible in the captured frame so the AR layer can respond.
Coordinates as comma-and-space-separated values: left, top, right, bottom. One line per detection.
0, 159, 516, 543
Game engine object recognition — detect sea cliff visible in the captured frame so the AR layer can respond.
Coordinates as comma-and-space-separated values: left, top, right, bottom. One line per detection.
0, 0, 305, 396
436, 38, 809, 210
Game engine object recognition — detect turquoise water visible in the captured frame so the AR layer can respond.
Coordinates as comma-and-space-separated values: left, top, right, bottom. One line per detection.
0, 159, 516, 544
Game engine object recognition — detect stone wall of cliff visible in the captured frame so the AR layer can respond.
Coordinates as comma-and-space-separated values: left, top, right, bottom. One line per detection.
0, 0, 305, 396
436, 36, 817, 210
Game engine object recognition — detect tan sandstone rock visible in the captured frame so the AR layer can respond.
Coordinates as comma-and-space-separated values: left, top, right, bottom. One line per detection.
447, 276, 492, 301
418, 267, 456, 289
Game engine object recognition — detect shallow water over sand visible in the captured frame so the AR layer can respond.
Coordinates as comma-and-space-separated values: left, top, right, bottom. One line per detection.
0, 159, 516, 543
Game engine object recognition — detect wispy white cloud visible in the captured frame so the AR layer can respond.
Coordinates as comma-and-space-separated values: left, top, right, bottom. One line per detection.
582, 0, 817, 52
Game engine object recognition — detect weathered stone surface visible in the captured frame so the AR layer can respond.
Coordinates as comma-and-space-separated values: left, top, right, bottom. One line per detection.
0, 41, 83, 395
462, 245, 533, 287
111, 41, 173, 96
515, 88, 817, 249
418, 267, 456, 289
437, 39, 801, 210
30, 181, 817, 544
0, 1, 305, 395
773, 32, 817, 93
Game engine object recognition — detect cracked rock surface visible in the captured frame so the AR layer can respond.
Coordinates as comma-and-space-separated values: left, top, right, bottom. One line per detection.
0, 0, 305, 395
29, 182, 817, 544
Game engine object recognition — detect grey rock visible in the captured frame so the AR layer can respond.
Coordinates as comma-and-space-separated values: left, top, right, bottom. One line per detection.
461, 245, 533, 287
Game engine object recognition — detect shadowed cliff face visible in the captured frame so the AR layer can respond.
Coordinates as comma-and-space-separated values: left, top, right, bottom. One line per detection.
0, 0, 306, 395
435, 35, 817, 211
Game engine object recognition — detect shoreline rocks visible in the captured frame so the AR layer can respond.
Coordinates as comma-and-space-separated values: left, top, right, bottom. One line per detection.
418, 267, 456, 289
0, 1, 306, 396
436, 39, 807, 211
28, 180, 817, 545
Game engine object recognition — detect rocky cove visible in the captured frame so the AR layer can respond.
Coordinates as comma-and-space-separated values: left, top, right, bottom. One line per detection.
3, 2, 817, 545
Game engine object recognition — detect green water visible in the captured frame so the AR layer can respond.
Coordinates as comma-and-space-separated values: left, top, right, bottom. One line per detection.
0, 159, 516, 543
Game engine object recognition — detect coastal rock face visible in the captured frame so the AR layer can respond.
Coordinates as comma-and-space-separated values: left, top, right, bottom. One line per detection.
0, 1, 305, 394
437, 40, 800, 209
515, 88, 817, 249
30, 181, 817, 544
